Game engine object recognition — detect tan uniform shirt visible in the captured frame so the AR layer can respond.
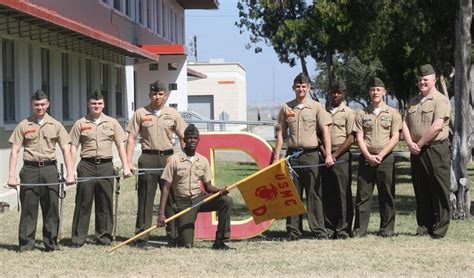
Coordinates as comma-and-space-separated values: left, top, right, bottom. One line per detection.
126, 105, 186, 150
9, 113, 70, 161
405, 88, 450, 142
327, 102, 355, 151
276, 98, 332, 148
69, 113, 126, 159
161, 151, 212, 198
353, 103, 402, 154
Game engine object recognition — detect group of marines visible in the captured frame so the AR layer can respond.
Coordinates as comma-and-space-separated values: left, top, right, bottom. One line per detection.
274, 64, 450, 241
7, 63, 451, 252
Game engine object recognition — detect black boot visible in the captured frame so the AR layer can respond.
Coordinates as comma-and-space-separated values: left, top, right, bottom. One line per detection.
212, 240, 235, 250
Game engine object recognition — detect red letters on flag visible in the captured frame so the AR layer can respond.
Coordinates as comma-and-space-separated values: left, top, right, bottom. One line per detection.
237, 159, 306, 224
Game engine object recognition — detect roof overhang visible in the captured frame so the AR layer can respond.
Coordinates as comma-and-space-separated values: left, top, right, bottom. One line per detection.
141, 44, 186, 56
187, 67, 207, 79
177, 0, 219, 9
0, 0, 159, 65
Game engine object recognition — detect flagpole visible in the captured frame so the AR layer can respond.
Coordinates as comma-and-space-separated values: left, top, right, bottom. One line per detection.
107, 191, 223, 253
106, 160, 285, 253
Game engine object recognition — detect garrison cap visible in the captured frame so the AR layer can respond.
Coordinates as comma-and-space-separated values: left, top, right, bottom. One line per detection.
367, 77, 385, 88
150, 80, 167, 92
331, 79, 347, 92
87, 90, 104, 100
418, 64, 435, 77
31, 89, 48, 101
184, 124, 199, 137
293, 73, 311, 85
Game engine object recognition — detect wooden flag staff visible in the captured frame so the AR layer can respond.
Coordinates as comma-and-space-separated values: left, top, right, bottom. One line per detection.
106, 161, 277, 253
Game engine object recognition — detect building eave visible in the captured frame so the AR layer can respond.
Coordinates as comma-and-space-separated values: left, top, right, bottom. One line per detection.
141, 44, 186, 56
0, 0, 159, 64
177, 0, 219, 10
187, 67, 207, 79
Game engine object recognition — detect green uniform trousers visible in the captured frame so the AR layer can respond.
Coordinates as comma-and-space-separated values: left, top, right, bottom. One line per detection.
173, 193, 233, 247
354, 152, 396, 237
18, 164, 59, 252
135, 152, 175, 241
286, 149, 326, 238
321, 151, 353, 238
411, 141, 451, 237
71, 160, 114, 245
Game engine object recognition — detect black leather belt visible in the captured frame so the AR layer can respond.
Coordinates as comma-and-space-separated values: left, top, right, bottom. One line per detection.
24, 160, 56, 167
142, 149, 173, 155
82, 157, 112, 165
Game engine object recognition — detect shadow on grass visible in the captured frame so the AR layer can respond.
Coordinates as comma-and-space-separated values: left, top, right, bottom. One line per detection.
250, 230, 421, 241
0, 240, 65, 252
0, 243, 18, 252
59, 237, 74, 247
249, 230, 314, 241
395, 163, 413, 184
58, 235, 152, 248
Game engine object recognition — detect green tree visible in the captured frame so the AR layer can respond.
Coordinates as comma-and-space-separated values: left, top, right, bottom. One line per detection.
236, 0, 312, 75
237, 0, 352, 88
306, 0, 351, 87
346, 0, 456, 105
314, 54, 384, 107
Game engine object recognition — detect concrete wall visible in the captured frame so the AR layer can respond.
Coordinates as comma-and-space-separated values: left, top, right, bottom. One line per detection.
0, 33, 128, 207
187, 62, 247, 122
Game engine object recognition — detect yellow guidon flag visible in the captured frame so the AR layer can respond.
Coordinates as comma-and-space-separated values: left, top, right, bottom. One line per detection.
237, 159, 306, 224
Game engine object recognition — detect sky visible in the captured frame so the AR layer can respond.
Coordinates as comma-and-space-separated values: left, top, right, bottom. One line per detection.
185, 1, 316, 108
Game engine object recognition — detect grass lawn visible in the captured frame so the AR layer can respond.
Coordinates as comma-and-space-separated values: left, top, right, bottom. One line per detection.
1, 161, 473, 276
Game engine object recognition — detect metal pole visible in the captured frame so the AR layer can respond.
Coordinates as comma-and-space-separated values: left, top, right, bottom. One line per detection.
58, 163, 65, 242
112, 171, 121, 241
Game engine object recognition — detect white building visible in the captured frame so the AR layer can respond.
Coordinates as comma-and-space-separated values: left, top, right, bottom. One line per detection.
187, 60, 247, 126
0, 0, 219, 207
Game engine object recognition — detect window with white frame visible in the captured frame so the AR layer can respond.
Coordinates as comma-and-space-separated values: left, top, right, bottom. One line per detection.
162, 2, 167, 39
146, 0, 152, 29
174, 11, 179, 43
115, 67, 123, 117
155, 0, 161, 35
170, 9, 174, 42
41, 48, 50, 99
138, 0, 144, 25
180, 16, 184, 44
113, 0, 121, 11
125, 0, 132, 17
62, 53, 71, 120
100, 63, 110, 115
85, 59, 92, 95
2, 38, 15, 123
85, 59, 92, 110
